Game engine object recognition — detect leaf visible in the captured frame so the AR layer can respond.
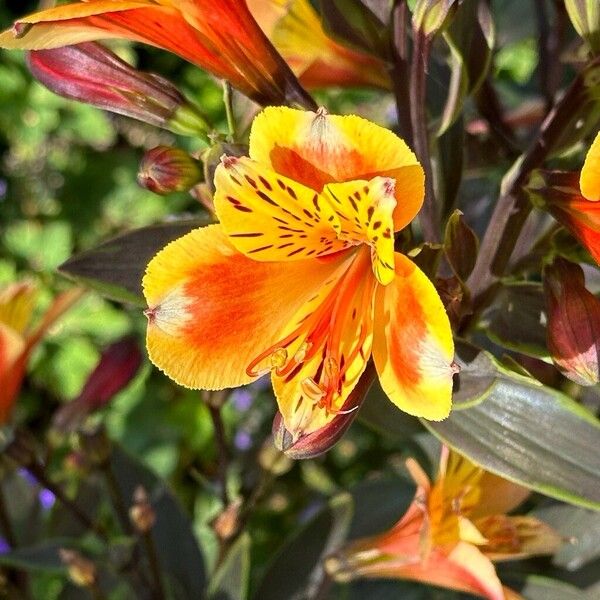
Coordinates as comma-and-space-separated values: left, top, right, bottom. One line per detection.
444, 210, 479, 281
518, 576, 587, 600
252, 493, 353, 600
208, 532, 250, 600
484, 282, 549, 359
425, 347, 600, 510
318, 0, 389, 57
452, 341, 499, 408
0, 539, 68, 573
110, 444, 207, 600
437, 0, 495, 135
58, 218, 209, 305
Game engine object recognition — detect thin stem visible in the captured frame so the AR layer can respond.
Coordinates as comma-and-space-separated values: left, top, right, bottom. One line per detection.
410, 32, 440, 242
0, 486, 16, 548
222, 81, 236, 143
208, 403, 230, 507
390, 0, 413, 143
102, 463, 133, 536
141, 531, 166, 600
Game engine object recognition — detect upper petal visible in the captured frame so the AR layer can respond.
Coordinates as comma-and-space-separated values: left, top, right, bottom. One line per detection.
214, 156, 347, 262
581, 131, 600, 201
248, 107, 424, 229
372, 253, 455, 420
143, 224, 347, 390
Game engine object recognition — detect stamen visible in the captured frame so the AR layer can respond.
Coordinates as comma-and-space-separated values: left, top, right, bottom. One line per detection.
301, 377, 325, 403
220, 154, 238, 169
293, 341, 312, 364
270, 347, 288, 371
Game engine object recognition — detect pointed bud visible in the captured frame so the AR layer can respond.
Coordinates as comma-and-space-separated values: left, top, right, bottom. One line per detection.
212, 498, 242, 541
129, 486, 156, 534
413, 0, 459, 37
27, 43, 210, 139
565, 0, 600, 55
543, 258, 600, 385
53, 337, 142, 433
59, 549, 96, 588
138, 146, 203, 196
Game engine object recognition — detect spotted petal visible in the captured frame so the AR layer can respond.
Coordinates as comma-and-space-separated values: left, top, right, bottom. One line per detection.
372, 253, 455, 420
581, 131, 600, 201
248, 107, 424, 231
143, 224, 348, 390
214, 156, 348, 262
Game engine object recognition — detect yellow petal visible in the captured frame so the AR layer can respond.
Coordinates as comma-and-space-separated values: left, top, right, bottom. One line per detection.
143, 224, 347, 390
271, 249, 376, 439
248, 107, 424, 230
324, 177, 397, 285
581, 131, 600, 201
214, 156, 348, 262
372, 253, 455, 420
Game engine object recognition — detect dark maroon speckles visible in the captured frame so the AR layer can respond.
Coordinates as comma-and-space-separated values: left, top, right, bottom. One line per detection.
234, 205, 253, 213
256, 190, 278, 206
230, 232, 263, 238
287, 247, 305, 257
286, 186, 298, 200
372, 220, 382, 230
245, 175, 258, 188
259, 175, 272, 191
248, 244, 274, 253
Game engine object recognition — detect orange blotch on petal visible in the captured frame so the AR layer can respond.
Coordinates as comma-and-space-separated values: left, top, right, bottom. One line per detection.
372, 253, 455, 420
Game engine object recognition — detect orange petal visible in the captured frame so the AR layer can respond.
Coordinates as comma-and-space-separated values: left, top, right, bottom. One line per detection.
581, 131, 600, 201
324, 177, 397, 285
248, 107, 424, 230
0, 322, 27, 423
372, 253, 455, 420
213, 156, 348, 261
271, 249, 376, 439
143, 224, 348, 390
472, 473, 530, 518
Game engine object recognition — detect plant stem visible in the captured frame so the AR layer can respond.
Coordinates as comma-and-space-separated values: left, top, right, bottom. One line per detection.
102, 462, 133, 536
0, 486, 16, 548
410, 32, 440, 242
390, 0, 413, 143
141, 531, 166, 600
208, 403, 230, 507
223, 81, 236, 143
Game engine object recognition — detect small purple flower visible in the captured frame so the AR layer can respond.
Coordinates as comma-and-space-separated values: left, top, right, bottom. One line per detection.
0, 179, 7, 199
230, 388, 253, 412
39, 489, 56, 511
234, 430, 253, 451
0, 538, 10, 555
18, 468, 37, 486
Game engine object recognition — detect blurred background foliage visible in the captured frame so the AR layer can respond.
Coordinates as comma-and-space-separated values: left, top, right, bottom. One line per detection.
0, 1, 599, 599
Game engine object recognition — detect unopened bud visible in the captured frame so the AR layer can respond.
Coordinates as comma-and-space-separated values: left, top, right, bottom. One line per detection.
78, 423, 112, 467
543, 258, 600, 385
565, 0, 600, 55
59, 549, 96, 588
129, 486, 156, 533
212, 498, 242, 541
27, 43, 210, 139
138, 146, 203, 195
413, 0, 459, 37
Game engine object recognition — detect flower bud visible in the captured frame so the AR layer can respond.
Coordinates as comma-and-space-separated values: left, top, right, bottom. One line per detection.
138, 146, 203, 195
59, 549, 96, 588
53, 337, 142, 434
129, 486, 156, 534
543, 258, 600, 385
565, 0, 600, 55
212, 498, 242, 541
27, 43, 210, 139
413, 0, 459, 37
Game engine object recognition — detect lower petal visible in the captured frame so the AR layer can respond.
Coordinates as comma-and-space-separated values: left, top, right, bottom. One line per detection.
581, 131, 600, 201
143, 224, 346, 390
372, 253, 455, 420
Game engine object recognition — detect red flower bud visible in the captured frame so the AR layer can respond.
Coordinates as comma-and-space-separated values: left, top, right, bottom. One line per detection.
53, 336, 142, 433
543, 258, 600, 385
27, 42, 210, 138
137, 146, 203, 195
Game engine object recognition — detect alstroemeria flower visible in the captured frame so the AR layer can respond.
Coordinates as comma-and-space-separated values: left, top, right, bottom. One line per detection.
0, 282, 83, 423
143, 106, 456, 444
529, 131, 600, 263
0, 0, 313, 108
326, 447, 561, 600
247, 0, 391, 90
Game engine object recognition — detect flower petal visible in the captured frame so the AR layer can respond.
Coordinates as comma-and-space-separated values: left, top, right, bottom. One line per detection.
248, 107, 424, 230
143, 224, 347, 390
324, 177, 397, 285
372, 253, 455, 420
0, 281, 37, 334
271, 249, 376, 439
0, 322, 27, 423
214, 156, 348, 261
581, 131, 600, 201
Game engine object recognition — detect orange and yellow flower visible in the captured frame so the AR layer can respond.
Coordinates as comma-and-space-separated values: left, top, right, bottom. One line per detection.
0, 0, 313, 108
247, 0, 391, 90
0, 282, 83, 423
529, 131, 600, 263
326, 447, 561, 600
143, 106, 456, 445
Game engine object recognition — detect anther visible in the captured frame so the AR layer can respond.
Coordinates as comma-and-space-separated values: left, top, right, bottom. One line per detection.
301, 377, 325, 403
293, 341, 312, 364
220, 154, 239, 169
270, 347, 288, 371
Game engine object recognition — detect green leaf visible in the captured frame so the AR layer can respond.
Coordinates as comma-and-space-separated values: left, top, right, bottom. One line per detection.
425, 347, 600, 510
437, 0, 495, 135
58, 219, 209, 305
207, 532, 250, 600
443, 210, 479, 282
484, 282, 549, 359
518, 576, 587, 600
452, 341, 499, 408
0, 540, 68, 574
110, 444, 207, 599
252, 493, 353, 600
